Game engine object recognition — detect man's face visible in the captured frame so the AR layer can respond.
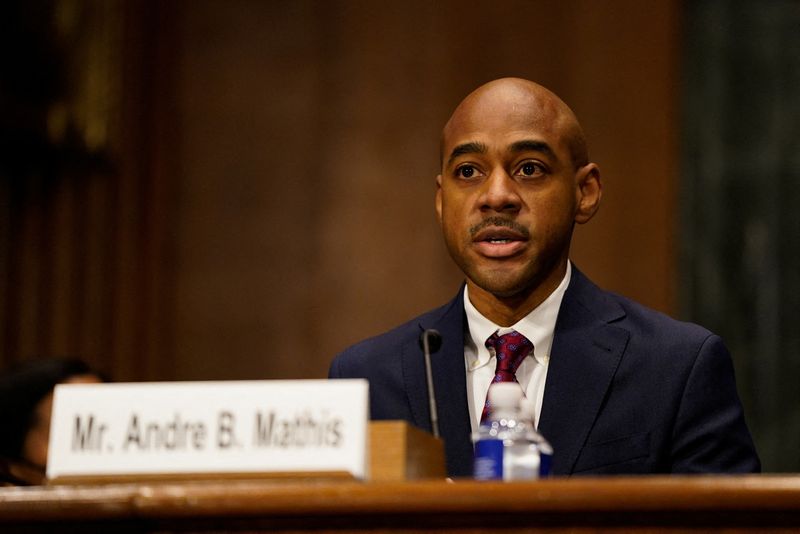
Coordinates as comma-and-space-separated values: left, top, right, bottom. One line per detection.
436, 83, 597, 303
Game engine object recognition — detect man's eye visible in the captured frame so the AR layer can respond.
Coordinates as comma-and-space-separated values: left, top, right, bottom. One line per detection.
456, 165, 477, 178
517, 162, 544, 177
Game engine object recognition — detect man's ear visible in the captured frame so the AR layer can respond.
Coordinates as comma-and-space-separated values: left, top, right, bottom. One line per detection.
574, 163, 601, 224
435, 174, 443, 224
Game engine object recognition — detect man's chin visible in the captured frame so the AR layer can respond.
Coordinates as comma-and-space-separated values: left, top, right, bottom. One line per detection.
468, 273, 531, 300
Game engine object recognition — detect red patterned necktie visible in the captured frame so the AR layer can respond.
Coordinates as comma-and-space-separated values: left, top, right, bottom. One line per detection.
480, 330, 533, 423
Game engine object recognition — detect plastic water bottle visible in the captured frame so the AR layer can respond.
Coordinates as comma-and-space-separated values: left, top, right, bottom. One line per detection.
472, 383, 552, 480
512, 395, 553, 478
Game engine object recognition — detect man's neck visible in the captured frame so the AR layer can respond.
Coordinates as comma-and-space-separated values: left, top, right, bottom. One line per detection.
466, 263, 569, 327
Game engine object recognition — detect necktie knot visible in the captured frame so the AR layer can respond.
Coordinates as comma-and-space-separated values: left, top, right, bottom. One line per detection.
481, 330, 533, 423
485, 330, 533, 378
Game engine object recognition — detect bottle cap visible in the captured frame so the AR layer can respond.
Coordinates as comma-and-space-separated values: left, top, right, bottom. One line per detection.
487, 382, 523, 409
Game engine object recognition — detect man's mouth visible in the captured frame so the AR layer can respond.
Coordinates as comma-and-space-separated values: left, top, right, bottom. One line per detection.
471, 225, 529, 258
469, 217, 530, 240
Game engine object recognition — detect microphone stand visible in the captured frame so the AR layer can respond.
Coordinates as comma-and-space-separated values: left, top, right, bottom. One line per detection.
420, 329, 442, 439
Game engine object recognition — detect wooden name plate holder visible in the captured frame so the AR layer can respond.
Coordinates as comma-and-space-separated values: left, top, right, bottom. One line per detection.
47, 421, 445, 484
369, 421, 446, 481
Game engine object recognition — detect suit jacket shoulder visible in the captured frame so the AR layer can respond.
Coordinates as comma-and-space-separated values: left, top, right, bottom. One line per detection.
329, 297, 456, 382
540, 269, 760, 474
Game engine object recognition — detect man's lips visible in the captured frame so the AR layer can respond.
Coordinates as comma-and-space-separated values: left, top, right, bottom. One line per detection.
472, 226, 528, 243
471, 224, 529, 258
469, 217, 530, 239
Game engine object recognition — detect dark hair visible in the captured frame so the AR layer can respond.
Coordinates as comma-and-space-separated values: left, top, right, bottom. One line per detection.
0, 359, 97, 460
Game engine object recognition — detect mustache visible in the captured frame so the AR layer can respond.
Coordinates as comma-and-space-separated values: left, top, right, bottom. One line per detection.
469, 217, 530, 239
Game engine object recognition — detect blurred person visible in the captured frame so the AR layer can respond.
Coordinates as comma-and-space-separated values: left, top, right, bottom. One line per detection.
0, 358, 102, 485
330, 78, 760, 477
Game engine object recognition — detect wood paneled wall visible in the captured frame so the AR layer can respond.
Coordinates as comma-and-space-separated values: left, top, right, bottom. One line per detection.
1, 0, 680, 381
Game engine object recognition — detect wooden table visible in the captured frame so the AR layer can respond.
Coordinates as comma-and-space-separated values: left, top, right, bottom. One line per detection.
2, 476, 800, 532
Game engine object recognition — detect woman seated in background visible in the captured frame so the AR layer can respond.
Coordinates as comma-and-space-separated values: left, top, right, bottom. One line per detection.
0, 358, 102, 485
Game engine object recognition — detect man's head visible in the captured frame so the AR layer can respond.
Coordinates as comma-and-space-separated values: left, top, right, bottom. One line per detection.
435, 78, 601, 323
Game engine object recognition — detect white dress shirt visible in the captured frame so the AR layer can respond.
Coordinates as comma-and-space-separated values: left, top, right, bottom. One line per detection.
464, 261, 572, 434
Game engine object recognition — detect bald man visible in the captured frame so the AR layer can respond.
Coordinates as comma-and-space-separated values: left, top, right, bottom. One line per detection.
329, 78, 760, 477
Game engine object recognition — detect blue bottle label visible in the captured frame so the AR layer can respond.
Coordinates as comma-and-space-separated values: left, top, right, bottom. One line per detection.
473, 439, 504, 480
539, 451, 552, 477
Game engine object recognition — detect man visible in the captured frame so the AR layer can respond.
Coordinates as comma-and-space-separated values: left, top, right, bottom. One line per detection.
329, 78, 760, 477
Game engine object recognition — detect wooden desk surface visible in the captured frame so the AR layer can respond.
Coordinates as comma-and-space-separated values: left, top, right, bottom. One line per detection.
2, 476, 800, 532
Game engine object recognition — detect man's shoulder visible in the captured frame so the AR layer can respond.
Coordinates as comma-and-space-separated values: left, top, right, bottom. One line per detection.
612, 291, 712, 339
329, 292, 463, 376
570, 268, 715, 345
610, 293, 715, 345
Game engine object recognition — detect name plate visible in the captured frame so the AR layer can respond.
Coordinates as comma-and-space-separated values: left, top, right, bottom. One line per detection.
47, 379, 369, 481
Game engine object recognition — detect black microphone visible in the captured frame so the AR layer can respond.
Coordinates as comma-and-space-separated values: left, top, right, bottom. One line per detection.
418, 329, 443, 438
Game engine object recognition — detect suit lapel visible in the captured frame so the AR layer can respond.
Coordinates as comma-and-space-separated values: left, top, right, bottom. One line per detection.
401, 287, 474, 477
538, 269, 630, 475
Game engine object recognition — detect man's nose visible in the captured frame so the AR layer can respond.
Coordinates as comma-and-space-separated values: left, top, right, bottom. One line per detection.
479, 168, 522, 213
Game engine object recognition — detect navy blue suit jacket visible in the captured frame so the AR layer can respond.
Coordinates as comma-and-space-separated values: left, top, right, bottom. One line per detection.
329, 268, 760, 477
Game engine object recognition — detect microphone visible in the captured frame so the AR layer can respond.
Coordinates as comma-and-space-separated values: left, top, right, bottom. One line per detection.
418, 329, 443, 438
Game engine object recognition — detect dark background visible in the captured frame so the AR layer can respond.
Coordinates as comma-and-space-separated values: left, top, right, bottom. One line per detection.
1, 0, 797, 471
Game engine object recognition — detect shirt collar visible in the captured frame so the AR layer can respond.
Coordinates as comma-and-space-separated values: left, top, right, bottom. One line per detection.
464, 261, 572, 368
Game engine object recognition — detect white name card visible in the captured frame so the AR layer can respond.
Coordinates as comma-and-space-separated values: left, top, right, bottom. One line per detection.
47, 379, 369, 481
